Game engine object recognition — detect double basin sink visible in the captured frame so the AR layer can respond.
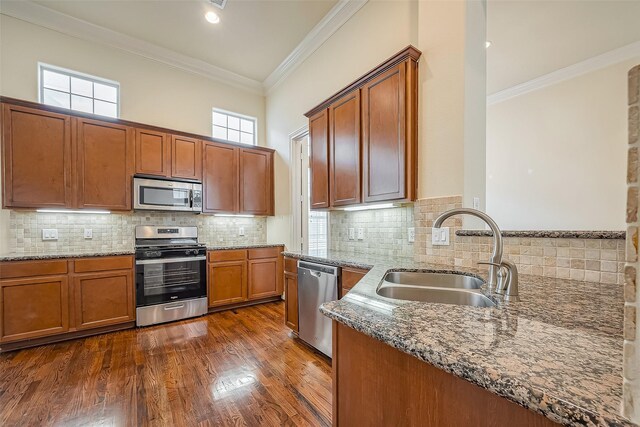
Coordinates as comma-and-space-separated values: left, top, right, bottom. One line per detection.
376, 271, 496, 308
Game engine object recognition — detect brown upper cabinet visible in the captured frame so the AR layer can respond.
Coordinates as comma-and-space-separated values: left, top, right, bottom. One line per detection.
135, 131, 202, 181
1, 97, 276, 215
329, 89, 361, 207
135, 128, 170, 177
305, 46, 421, 209
309, 109, 330, 209
171, 135, 202, 181
203, 141, 239, 213
2, 104, 73, 209
75, 118, 134, 210
239, 147, 274, 216
362, 60, 417, 203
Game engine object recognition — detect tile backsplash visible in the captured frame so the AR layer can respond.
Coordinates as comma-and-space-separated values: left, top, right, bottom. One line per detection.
7, 211, 266, 254
330, 205, 414, 258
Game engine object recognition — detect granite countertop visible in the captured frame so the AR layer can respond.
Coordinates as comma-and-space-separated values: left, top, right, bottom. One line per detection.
206, 243, 285, 250
283, 249, 633, 427
0, 244, 285, 262
456, 230, 626, 239
0, 250, 136, 262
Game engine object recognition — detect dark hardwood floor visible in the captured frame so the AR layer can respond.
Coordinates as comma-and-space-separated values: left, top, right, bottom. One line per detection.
0, 302, 332, 426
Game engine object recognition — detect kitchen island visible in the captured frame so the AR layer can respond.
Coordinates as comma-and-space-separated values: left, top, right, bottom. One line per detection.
284, 250, 632, 427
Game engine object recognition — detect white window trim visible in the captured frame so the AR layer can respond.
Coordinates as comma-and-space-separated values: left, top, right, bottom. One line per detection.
37, 62, 121, 117
212, 107, 258, 146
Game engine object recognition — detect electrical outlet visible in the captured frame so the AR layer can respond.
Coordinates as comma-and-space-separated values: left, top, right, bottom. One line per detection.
408, 227, 415, 243
431, 227, 450, 246
348, 228, 355, 240
357, 228, 365, 240
84, 228, 93, 239
239, 227, 245, 236
42, 228, 58, 241
473, 197, 480, 210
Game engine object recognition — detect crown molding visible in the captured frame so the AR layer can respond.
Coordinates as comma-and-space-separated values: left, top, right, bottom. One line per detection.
263, 0, 369, 95
0, 0, 265, 95
488, 40, 640, 106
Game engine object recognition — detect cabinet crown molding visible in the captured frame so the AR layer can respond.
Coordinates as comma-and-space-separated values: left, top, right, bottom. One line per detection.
304, 45, 422, 118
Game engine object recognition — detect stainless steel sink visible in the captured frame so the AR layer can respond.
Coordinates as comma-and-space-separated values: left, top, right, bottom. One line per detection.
376, 285, 496, 307
376, 271, 495, 307
382, 271, 484, 290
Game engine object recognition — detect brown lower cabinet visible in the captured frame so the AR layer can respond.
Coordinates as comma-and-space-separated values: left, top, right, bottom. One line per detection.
208, 246, 284, 310
340, 266, 369, 297
333, 322, 560, 426
0, 255, 134, 348
284, 257, 298, 332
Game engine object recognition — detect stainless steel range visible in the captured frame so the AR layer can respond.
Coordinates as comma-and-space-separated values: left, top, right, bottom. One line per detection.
135, 225, 207, 327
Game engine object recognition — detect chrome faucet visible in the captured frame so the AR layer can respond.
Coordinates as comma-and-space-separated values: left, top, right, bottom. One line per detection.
433, 208, 504, 292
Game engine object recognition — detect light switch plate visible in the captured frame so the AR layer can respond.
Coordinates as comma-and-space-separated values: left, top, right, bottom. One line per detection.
348, 228, 355, 240
431, 227, 450, 246
408, 227, 415, 243
239, 227, 245, 236
357, 228, 365, 240
42, 228, 58, 241
84, 228, 93, 239
473, 197, 480, 210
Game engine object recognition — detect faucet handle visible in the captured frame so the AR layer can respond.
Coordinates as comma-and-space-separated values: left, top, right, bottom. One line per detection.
477, 261, 501, 267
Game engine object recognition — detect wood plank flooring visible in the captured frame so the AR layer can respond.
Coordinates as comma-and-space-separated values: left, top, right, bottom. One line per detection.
0, 302, 332, 427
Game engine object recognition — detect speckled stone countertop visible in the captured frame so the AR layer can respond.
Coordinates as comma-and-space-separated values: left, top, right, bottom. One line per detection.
456, 230, 625, 239
283, 250, 633, 427
206, 243, 284, 250
0, 250, 136, 262
0, 244, 285, 262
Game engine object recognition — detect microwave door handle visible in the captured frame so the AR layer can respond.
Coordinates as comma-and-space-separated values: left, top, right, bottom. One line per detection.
189, 190, 193, 208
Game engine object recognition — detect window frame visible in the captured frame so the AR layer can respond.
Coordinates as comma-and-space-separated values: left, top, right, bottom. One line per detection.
37, 62, 121, 118
212, 108, 258, 146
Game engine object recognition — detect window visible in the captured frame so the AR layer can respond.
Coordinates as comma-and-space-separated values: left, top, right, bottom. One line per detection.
212, 109, 256, 145
38, 63, 119, 118
307, 168, 329, 252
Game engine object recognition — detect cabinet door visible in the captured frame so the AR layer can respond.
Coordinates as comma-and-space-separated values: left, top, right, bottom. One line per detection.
309, 109, 330, 209
203, 141, 239, 213
329, 90, 361, 206
0, 275, 69, 342
362, 62, 412, 202
341, 267, 369, 297
135, 128, 170, 177
73, 269, 134, 330
247, 257, 282, 300
284, 271, 298, 332
239, 148, 273, 215
2, 104, 73, 208
171, 135, 202, 180
208, 260, 247, 307
75, 118, 134, 210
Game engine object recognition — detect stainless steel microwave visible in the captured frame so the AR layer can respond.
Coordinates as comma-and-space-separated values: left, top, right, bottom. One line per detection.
133, 177, 202, 213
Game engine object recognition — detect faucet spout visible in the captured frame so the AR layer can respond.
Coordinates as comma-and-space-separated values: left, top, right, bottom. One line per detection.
433, 208, 504, 290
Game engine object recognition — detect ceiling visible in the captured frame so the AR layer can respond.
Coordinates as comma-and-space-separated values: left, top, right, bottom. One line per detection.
27, 0, 338, 82
487, 0, 640, 94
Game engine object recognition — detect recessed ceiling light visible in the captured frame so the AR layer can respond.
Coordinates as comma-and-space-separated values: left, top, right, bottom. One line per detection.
485, 40, 492, 48
205, 11, 220, 24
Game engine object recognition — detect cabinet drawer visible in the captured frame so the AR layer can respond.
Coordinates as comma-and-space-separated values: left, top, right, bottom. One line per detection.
284, 257, 298, 273
248, 247, 281, 260
209, 250, 247, 262
0, 259, 68, 279
74, 256, 133, 273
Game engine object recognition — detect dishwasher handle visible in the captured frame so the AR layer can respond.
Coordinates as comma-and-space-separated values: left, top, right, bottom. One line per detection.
298, 260, 340, 276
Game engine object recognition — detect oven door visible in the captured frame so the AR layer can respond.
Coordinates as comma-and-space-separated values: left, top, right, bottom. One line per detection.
133, 178, 196, 212
135, 256, 207, 306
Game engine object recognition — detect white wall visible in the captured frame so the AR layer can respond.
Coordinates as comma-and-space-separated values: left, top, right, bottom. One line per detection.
0, 15, 266, 253
486, 58, 638, 230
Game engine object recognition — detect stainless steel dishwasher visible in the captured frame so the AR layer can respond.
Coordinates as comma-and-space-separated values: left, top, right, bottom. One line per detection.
297, 260, 340, 357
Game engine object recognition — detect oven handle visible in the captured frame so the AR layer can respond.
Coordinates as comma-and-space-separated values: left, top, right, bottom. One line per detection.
136, 256, 206, 265
164, 303, 185, 310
